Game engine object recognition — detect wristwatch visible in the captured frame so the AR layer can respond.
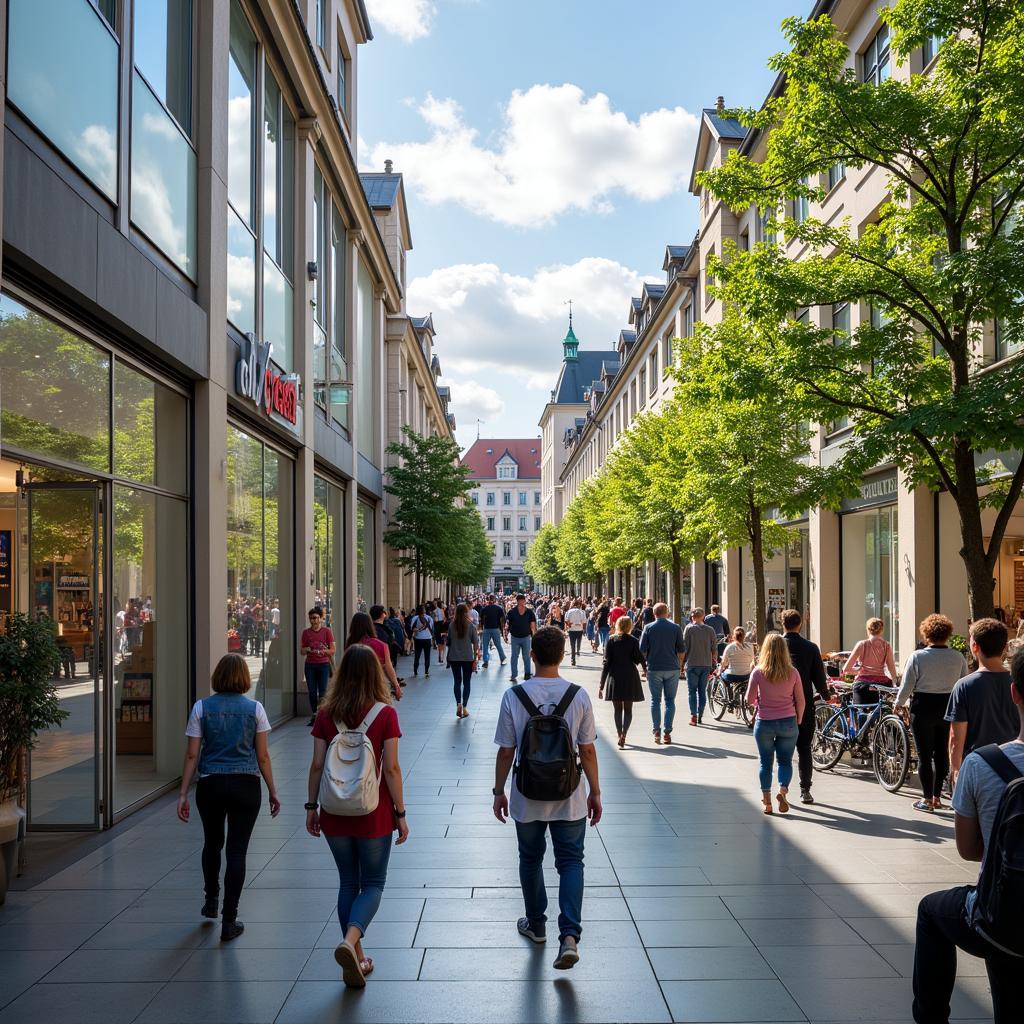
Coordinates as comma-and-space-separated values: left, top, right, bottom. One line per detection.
304, 802, 318, 811
395, 809, 407, 818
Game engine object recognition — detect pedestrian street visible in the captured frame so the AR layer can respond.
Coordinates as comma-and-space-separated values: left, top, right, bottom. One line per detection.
0, 648, 996, 1024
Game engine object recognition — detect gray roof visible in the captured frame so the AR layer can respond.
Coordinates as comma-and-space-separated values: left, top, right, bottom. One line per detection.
642, 282, 666, 303
552, 349, 618, 404
703, 109, 746, 140
361, 173, 402, 209
410, 314, 435, 333
601, 360, 621, 377
665, 244, 689, 259
618, 329, 637, 347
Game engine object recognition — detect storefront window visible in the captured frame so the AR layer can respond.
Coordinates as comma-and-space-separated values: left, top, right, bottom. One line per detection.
842, 505, 899, 662
225, 426, 294, 721
356, 499, 375, 612
8, 0, 119, 199
0, 293, 111, 472
314, 475, 346, 630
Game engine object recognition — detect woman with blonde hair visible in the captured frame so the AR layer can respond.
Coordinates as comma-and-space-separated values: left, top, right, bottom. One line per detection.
599, 614, 646, 748
842, 617, 897, 705
306, 645, 409, 989
746, 633, 805, 814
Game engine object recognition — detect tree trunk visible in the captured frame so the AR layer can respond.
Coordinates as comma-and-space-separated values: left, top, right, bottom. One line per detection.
750, 506, 768, 644
952, 442, 997, 621
415, 550, 423, 607
670, 548, 684, 626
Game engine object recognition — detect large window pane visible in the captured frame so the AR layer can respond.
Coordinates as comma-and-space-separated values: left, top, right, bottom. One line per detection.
227, 206, 256, 334
133, 0, 192, 134
356, 499, 375, 612
842, 506, 899, 663
131, 72, 197, 276
112, 486, 189, 813
228, 1, 256, 225
313, 322, 328, 410
261, 449, 293, 721
314, 476, 345, 633
114, 361, 187, 494
331, 344, 349, 429
8, 0, 118, 199
264, 73, 295, 278
356, 260, 376, 460
0, 293, 111, 471
313, 168, 326, 327
332, 204, 346, 355
263, 254, 293, 372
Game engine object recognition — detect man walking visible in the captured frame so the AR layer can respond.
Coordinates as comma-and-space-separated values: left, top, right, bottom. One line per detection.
704, 604, 731, 655
682, 608, 718, 726
564, 599, 588, 666
640, 603, 686, 745
478, 594, 507, 669
506, 594, 538, 682
782, 609, 831, 804
493, 626, 602, 970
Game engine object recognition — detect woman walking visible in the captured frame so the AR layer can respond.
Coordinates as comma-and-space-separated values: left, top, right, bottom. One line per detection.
409, 605, 434, 677
345, 612, 403, 702
301, 607, 336, 726
843, 617, 897, 704
547, 600, 565, 631
306, 646, 408, 989
721, 626, 756, 695
746, 634, 805, 815
599, 615, 646, 748
896, 614, 968, 811
435, 605, 450, 665
565, 598, 588, 666
177, 654, 280, 941
447, 603, 480, 719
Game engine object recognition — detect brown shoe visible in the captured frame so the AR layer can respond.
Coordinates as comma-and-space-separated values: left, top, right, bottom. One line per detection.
777, 791, 790, 814
617, 733, 625, 749
653, 731, 662, 745
689, 714, 698, 726
663, 732, 671, 744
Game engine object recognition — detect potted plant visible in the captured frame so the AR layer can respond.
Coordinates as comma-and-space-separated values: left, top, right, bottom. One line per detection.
0, 613, 65, 904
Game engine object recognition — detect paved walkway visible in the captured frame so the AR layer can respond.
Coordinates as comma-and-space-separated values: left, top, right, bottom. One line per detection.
0, 648, 995, 1023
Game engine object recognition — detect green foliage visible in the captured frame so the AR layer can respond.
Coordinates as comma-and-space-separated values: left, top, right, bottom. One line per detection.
697, 0, 1024, 616
0, 614, 67, 803
555, 486, 602, 584
523, 523, 567, 585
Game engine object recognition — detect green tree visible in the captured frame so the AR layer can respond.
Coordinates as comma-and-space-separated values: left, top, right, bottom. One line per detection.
384, 429, 478, 603
555, 486, 602, 586
699, 0, 1024, 618
524, 522, 567, 586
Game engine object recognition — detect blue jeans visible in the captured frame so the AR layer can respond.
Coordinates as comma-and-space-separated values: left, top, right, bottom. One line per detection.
648, 669, 680, 733
515, 818, 586, 942
686, 666, 712, 717
598, 626, 610, 648
451, 661, 473, 706
510, 635, 532, 678
481, 628, 506, 665
753, 715, 799, 792
304, 662, 331, 715
324, 833, 393, 936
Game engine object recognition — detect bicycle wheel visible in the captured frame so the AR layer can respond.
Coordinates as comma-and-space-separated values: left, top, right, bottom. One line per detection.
739, 692, 756, 730
707, 677, 727, 720
812, 703, 845, 771
872, 715, 910, 792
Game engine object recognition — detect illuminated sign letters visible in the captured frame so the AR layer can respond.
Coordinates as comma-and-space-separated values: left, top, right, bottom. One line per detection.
236, 334, 298, 425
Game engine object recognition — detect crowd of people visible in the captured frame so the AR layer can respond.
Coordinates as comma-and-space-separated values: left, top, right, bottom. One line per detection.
177, 588, 1024, 1022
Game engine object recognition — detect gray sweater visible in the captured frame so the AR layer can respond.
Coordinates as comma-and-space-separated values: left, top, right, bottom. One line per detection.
896, 645, 969, 706
446, 623, 479, 662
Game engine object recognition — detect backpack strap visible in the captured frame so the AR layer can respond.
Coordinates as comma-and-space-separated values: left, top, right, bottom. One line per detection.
553, 684, 581, 718
975, 744, 1023, 785
510, 685, 542, 718
357, 702, 386, 734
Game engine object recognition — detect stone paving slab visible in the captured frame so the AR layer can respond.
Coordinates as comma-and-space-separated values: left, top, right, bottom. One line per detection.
0, 647, 997, 1022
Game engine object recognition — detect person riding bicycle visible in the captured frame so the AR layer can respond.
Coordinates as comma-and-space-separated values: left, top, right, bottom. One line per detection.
842, 618, 897, 705
720, 626, 755, 694
705, 605, 731, 658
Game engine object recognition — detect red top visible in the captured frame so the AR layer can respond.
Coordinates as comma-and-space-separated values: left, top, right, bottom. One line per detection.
302, 627, 334, 665
608, 606, 627, 625
312, 704, 402, 838
353, 636, 389, 668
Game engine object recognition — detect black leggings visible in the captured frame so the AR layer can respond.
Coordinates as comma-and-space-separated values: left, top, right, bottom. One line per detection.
613, 700, 633, 736
910, 692, 952, 800
195, 774, 261, 921
569, 631, 583, 658
413, 638, 432, 674
451, 661, 473, 706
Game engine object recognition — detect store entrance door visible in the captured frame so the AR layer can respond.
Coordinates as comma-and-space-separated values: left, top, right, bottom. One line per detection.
27, 483, 103, 829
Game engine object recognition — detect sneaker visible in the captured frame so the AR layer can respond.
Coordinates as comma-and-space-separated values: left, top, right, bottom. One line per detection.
697, 713, 703, 724
553, 936, 579, 970
510, 676, 518, 683
201, 898, 219, 919
517, 917, 546, 944
220, 920, 245, 942
800, 788, 814, 805
500, 660, 507, 667
524, 673, 532, 681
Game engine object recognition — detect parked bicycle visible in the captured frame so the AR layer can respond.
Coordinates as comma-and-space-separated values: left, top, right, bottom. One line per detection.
812, 682, 914, 792
706, 665, 755, 729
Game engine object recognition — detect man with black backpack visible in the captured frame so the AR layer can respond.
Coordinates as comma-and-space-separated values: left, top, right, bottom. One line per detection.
912, 648, 1024, 1023
492, 626, 602, 972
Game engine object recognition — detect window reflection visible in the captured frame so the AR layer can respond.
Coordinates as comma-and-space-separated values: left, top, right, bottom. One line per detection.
228, 2, 257, 225
227, 207, 257, 335
356, 260, 375, 460
314, 476, 345, 631
8, 0, 119, 199
132, 0, 192, 135
356, 499, 375, 612
263, 254, 293, 373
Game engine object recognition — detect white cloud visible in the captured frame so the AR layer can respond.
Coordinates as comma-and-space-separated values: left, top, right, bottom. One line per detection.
364, 0, 437, 41
444, 379, 505, 424
370, 85, 699, 226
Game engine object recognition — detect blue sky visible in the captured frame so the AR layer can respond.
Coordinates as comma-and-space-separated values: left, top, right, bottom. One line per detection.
359, 0, 799, 446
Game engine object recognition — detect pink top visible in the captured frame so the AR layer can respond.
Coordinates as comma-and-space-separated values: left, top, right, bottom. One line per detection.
845, 636, 895, 682
301, 627, 334, 665
745, 667, 806, 722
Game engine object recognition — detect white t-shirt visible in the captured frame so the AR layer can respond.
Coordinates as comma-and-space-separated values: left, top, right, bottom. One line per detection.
271, 608, 280, 626
564, 607, 588, 631
721, 641, 756, 675
411, 615, 433, 640
494, 676, 596, 823
185, 698, 272, 737
469, 608, 480, 626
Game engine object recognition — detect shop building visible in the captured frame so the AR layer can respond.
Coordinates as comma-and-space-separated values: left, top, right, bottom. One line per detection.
0, 0, 451, 834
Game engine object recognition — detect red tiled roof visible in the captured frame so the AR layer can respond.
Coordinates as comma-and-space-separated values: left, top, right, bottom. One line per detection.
461, 438, 542, 480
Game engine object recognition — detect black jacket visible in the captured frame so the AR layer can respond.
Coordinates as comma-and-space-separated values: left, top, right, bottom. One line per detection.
600, 634, 647, 701
784, 631, 830, 710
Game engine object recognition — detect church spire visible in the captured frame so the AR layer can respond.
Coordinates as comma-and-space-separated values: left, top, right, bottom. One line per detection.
561, 302, 579, 362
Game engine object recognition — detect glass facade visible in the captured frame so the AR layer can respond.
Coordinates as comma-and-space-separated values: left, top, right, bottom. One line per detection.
356, 498, 375, 612
842, 505, 899, 663
356, 260, 376, 459
313, 476, 346, 631
226, 426, 294, 722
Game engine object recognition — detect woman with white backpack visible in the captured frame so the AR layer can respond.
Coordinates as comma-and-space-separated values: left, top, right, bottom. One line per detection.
306, 644, 408, 989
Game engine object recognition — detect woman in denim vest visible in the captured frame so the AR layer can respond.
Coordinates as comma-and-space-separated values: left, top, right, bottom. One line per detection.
177, 654, 281, 940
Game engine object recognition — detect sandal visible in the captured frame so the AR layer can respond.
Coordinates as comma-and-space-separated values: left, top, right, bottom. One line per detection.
914, 799, 934, 812
335, 942, 366, 989
359, 958, 374, 977
776, 792, 790, 814
762, 800, 773, 815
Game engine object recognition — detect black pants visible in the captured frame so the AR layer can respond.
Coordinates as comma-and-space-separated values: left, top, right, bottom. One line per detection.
195, 774, 261, 921
451, 661, 473, 706
568, 631, 583, 659
913, 886, 1019, 1023
413, 638, 432, 674
613, 700, 633, 736
796, 703, 817, 791
910, 692, 952, 800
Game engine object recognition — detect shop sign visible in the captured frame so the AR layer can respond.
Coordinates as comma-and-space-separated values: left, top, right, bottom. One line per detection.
840, 469, 899, 512
235, 334, 298, 426
57, 573, 90, 590
0, 530, 11, 614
